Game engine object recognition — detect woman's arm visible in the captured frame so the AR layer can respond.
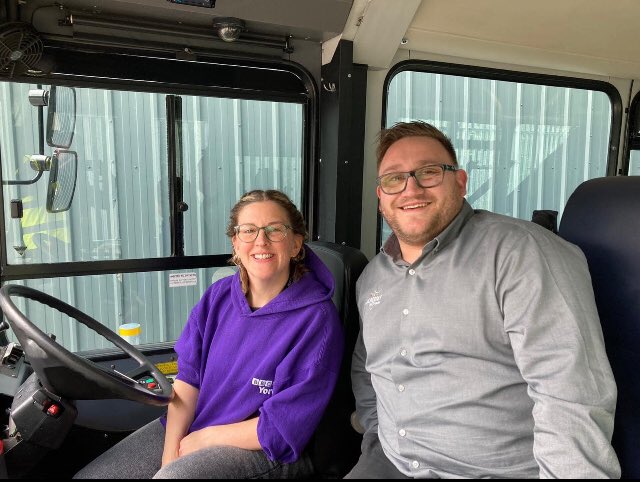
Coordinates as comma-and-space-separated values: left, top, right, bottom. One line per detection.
162, 380, 200, 467
178, 417, 261, 458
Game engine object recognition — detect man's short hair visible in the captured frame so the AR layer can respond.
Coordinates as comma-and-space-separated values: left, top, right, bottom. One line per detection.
376, 121, 458, 170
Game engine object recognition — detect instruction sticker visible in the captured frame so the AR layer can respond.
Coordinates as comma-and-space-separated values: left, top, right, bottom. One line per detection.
169, 272, 197, 288
155, 360, 178, 375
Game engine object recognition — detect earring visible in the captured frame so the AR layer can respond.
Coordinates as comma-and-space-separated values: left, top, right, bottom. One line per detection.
232, 251, 241, 265
292, 246, 306, 263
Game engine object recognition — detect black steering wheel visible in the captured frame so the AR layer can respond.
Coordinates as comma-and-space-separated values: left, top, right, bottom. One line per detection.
0, 284, 173, 406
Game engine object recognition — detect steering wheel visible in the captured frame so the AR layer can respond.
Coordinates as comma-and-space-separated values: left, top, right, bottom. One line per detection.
0, 284, 173, 406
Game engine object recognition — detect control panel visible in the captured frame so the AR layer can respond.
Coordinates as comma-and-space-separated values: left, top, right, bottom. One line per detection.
136, 376, 162, 392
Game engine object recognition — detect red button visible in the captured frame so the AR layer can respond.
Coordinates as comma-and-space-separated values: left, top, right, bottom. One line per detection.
46, 404, 61, 417
147, 382, 157, 389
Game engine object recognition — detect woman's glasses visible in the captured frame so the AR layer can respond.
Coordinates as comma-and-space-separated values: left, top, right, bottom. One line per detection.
234, 223, 291, 242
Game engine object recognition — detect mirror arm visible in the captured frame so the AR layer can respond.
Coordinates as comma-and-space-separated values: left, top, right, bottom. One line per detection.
2, 170, 44, 186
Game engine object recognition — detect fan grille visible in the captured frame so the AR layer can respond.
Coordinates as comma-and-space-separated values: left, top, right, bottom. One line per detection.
0, 22, 43, 78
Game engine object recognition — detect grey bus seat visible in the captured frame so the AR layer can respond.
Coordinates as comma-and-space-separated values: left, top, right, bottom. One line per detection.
558, 176, 640, 479
307, 241, 369, 477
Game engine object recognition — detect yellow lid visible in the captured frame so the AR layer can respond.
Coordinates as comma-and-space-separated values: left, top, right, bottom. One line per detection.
119, 323, 141, 336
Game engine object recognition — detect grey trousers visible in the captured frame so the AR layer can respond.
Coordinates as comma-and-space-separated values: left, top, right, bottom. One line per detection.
73, 419, 314, 479
344, 431, 411, 479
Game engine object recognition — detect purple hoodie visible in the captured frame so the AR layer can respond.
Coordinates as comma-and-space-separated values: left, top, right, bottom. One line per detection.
173, 245, 344, 463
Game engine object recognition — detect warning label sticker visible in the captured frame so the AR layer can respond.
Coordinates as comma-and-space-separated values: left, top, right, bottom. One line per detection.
155, 360, 178, 375
169, 272, 197, 288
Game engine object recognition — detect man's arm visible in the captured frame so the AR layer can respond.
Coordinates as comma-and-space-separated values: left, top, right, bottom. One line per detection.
500, 231, 620, 478
351, 323, 378, 435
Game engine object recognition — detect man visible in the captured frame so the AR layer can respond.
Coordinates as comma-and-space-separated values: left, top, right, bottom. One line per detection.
347, 121, 620, 478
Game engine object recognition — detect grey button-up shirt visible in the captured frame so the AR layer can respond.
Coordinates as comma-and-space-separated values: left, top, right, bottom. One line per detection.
352, 201, 620, 478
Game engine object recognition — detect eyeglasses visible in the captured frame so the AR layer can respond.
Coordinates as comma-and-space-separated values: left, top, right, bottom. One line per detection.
234, 223, 291, 243
376, 164, 459, 195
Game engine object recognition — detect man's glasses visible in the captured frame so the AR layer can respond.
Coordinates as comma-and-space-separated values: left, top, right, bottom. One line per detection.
376, 164, 459, 195
234, 223, 291, 242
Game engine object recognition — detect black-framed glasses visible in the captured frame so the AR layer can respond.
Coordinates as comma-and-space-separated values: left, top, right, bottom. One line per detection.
376, 164, 459, 195
234, 223, 291, 242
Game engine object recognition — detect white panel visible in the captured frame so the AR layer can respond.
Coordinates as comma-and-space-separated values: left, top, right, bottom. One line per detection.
351, 0, 422, 69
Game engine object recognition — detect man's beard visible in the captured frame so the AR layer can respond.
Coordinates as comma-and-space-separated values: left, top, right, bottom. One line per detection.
381, 197, 463, 247
384, 212, 441, 247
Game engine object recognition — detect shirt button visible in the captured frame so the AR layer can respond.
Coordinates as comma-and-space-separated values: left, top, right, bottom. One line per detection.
399, 429, 406, 437
412, 460, 420, 469
402, 308, 409, 315
398, 384, 405, 392
408, 269, 415, 276
400, 349, 407, 357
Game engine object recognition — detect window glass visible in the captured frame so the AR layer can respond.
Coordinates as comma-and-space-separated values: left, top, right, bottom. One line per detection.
1, 83, 170, 264
5, 267, 236, 351
630, 151, 640, 176
382, 70, 612, 242
1, 83, 304, 263
181, 96, 303, 256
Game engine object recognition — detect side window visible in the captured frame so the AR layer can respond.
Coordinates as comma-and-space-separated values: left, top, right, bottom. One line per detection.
381, 68, 615, 242
1, 82, 305, 352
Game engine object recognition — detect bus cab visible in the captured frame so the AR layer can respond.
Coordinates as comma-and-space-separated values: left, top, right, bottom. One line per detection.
0, 0, 637, 478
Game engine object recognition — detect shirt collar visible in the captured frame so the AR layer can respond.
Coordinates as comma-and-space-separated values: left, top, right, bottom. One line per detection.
381, 199, 475, 264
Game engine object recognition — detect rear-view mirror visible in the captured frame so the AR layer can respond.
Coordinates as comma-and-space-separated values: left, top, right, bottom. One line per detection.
46, 150, 77, 213
46, 86, 76, 149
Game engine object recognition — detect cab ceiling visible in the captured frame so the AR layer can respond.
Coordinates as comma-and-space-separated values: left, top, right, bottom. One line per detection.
12, 0, 640, 79
402, 0, 640, 79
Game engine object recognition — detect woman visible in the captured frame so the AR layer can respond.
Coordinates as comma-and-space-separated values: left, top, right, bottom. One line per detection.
75, 189, 344, 479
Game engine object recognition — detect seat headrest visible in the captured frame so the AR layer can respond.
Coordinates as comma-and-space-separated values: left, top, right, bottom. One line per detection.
559, 176, 640, 261
308, 241, 369, 325
559, 177, 640, 345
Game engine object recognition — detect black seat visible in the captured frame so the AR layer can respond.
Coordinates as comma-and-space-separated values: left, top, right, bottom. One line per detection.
558, 176, 640, 479
307, 241, 368, 478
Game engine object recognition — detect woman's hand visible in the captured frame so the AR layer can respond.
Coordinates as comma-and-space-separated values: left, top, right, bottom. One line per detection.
161, 445, 180, 467
162, 380, 199, 467
178, 418, 261, 457
177, 426, 218, 457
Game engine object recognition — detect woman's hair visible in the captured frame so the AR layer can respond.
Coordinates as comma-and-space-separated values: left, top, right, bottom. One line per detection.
376, 120, 458, 170
226, 189, 309, 294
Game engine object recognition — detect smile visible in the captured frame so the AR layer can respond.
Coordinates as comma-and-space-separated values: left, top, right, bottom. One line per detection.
401, 202, 429, 210
252, 253, 274, 259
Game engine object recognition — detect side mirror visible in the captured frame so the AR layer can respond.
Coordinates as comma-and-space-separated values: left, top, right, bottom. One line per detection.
46, 86, 76, 149
46, 150, 77, 213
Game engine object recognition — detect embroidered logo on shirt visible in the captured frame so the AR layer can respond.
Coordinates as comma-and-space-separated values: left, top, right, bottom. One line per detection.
251, 377, 273, 395
364, 289, 382, 310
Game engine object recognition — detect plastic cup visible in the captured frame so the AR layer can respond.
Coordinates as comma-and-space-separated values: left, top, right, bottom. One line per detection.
118, 322, 141, 345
